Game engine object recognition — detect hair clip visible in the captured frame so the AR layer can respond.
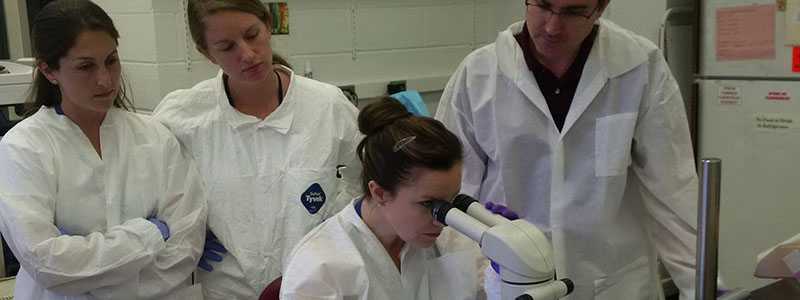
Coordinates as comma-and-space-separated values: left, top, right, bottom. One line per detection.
393, 136, 416, 152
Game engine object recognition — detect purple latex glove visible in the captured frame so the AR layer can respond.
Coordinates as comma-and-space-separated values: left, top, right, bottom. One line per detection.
484, 201, 520, 273
484, 202, 519, 220
199, 230, 228, 272
147, 217, 170, 241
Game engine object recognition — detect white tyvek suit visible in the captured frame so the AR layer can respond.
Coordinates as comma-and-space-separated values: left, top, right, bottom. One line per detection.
281, 200, 486, 300
154, 66, 362, 299
0, 107, 207, 299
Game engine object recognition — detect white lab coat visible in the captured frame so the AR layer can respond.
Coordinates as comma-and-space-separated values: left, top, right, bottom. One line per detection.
0, 106, 207, 299
281, 199, 487, 300
436, 20, 698, 300
153, 66, 362, 299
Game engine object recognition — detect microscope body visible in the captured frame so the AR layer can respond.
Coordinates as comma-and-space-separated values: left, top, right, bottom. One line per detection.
431, 194, 573, 300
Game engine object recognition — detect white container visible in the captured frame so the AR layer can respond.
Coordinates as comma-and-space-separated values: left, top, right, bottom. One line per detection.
0, 61, 34, 106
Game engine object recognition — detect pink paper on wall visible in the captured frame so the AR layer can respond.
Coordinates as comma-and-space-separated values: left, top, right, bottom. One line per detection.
716, 4, 776, 61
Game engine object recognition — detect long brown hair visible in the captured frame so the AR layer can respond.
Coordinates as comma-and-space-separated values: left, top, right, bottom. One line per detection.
187, 0, 292, 69
357, 97, 463, 196
25, 0, 133, 116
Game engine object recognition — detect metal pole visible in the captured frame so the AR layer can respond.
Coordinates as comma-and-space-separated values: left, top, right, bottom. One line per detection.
0, 236, 5, 277
696, 158, 721, 300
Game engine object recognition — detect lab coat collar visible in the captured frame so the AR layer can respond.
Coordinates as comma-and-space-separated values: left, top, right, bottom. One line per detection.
595, 18, 653, 78
45, 105, 123, 129
496, 21, 554, 130
496, 19, 649, 79
344, 198, 383, 240
343, 198, 414, 261
496, 19, 652, 136
215, 66, 295, 134
41, 105, 123, 164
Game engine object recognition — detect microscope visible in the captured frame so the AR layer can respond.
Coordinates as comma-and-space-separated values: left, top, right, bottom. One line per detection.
429, 194, 573, 300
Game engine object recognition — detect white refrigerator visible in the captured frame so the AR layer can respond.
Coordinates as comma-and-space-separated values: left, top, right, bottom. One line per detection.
696, 0, 800, 291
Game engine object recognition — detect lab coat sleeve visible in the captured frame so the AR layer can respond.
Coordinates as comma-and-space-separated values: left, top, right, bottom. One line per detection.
435, 61, 489, 198
135, 135, 207, 298
330, 93, 363, 218
152, 91, 194, 153
281, 246, 346, 300
631, 52, 698, 300
0, 140, 165, 295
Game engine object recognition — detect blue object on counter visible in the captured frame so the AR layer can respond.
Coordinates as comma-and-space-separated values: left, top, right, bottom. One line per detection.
390, 90, 430, 117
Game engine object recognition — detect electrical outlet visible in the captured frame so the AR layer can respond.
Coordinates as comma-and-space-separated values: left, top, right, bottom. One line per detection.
387, 80, 406, 95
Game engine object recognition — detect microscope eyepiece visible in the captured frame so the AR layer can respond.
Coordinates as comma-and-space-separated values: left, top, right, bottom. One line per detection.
452, 194, 479, 212
429, 200, 453, 225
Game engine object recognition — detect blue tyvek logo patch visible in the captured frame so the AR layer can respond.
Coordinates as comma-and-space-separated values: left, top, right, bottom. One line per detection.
301, 183, 326, 214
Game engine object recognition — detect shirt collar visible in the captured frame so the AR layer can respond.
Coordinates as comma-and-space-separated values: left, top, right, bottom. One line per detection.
514, 22, 597, 82
216, 66, 295, 134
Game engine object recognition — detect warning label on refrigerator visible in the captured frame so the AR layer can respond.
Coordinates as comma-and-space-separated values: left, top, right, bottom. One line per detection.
765, 90, 792, 101
793, 47, 800, 72
755, 113, 798, 131
718, 86, 742, 105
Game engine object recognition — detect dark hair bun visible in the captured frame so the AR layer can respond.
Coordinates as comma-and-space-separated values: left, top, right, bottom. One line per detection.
358, 97, 411, 136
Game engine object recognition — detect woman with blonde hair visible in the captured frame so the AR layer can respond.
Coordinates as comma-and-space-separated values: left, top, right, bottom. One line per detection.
153, 0, 362, 298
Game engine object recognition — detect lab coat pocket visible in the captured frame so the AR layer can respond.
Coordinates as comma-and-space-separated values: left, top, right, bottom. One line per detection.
592, 256, 651, 300
595, 113, 638, 177
428, 250, 481, 300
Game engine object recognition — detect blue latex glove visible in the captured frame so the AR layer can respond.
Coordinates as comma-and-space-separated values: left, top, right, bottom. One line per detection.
390, 90, 430, 117
147, 217, 170, 241
57, 226, 68, 235
484, 202, 520, 273
199, 230, 227, 272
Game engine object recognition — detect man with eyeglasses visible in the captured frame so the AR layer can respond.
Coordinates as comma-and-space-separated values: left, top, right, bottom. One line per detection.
436, 0, 697, 299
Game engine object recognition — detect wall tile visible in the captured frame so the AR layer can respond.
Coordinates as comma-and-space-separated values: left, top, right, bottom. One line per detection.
289, 9, 352, 54
423, 4, 474, 47
106, 0, 518, 110
356, 7, 425, 50
114, 14, 158, 62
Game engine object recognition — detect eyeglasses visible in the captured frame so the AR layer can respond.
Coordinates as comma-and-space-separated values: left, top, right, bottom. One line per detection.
525, 0, 598, 21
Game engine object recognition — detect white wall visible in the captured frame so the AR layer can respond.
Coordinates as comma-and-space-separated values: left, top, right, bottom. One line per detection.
4, 0, 673, 111
95, 0, 526, 111
604, 0, 667, 43
493, 0, 525, 33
